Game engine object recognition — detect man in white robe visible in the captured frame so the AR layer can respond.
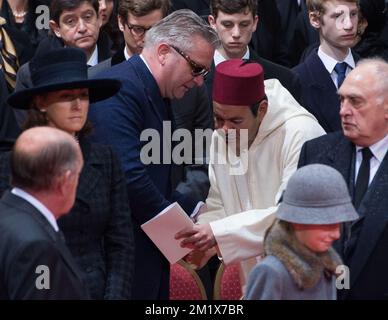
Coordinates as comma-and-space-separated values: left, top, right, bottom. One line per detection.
176, 59, 325, 291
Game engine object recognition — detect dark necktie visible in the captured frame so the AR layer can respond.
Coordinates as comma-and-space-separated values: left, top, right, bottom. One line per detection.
0, 17, 19, 89
334, 62, 348, 88
354, 147, 373, 209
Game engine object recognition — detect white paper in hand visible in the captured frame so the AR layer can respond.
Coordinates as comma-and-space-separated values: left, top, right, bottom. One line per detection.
141, 202, 194, 264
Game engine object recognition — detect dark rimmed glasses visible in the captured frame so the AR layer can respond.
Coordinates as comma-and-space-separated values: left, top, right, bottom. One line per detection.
125, 22, 152, 37
170, 45, 209, 78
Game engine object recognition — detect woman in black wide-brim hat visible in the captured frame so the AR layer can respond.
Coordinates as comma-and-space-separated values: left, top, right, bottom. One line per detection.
0, 47, 134, 299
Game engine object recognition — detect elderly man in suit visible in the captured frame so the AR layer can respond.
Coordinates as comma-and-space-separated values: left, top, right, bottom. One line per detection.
293, 0, 360, 133
88, 10, 218, 299
298, 58, 388, 299
0, 126, 89, 299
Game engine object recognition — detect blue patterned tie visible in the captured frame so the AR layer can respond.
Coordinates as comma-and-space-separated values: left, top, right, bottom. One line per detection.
334, 62, 348, 88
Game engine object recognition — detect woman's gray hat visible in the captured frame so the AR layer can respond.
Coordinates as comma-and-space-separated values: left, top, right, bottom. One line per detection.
277, 164, 359, 224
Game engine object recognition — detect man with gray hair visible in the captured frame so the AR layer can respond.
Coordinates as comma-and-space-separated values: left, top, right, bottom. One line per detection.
0, 126, 89, 299
298, 58, 388, 299
88, 9, 219, 299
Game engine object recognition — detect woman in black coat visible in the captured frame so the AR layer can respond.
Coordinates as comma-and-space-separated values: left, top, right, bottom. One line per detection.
0, 48, 135, 299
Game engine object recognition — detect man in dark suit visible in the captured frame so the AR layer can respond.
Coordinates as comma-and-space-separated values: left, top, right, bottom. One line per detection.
90, 0, 211, 203
293, 0, 359, 133
88, 10, 218, 299
0, 126, 89, 299
206, 0, 303, 106
298, 58, 388, 299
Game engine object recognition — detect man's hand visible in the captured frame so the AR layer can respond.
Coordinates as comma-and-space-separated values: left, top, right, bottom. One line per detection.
175, 223, 216, 251
184, 247, 217, 270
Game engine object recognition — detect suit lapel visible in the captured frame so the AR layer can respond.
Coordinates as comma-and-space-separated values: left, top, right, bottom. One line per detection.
1, 191, 85, 281
348, 151, 388, 287
305, 52, 342, 132
325, 136, 355, 255
326, 135, 354, 184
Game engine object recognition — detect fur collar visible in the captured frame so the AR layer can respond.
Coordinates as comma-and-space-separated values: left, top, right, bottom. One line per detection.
265, 221, 342, 289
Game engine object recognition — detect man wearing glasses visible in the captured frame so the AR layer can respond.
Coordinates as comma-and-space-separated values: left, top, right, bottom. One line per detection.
88, 9, 219, 300
90, 0, 213, 215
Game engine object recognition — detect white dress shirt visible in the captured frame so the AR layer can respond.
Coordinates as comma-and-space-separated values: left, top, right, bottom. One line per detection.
318, 47, 355, 89
87, 45, 99, 67
214, 47, 250, 66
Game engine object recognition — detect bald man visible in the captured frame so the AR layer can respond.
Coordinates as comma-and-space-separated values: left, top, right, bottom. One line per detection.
0, 126, 89, 300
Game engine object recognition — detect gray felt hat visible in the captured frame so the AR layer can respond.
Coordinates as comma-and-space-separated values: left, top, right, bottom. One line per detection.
277, 164, 359, 224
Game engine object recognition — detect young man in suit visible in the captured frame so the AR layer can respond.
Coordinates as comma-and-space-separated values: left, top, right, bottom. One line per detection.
206, 0, 303, 106
88, 10, 218, 300
0, 126, 89, 299
298, 58, 388, 299
293, 0, 359, 133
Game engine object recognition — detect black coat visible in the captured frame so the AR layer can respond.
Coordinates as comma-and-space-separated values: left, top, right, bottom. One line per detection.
0, 140, 135, 299
298, 132, 388, 299
0, 191, 90, 299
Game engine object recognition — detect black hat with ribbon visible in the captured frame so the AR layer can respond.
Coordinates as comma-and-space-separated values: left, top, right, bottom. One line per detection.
8, 47, 121, 109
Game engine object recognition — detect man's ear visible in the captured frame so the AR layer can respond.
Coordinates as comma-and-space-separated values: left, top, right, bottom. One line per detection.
258, 99, 268, 123
117, 15, 125, 32
208, 15, 217, 30
97, 12, 103, 28
57, 170, 73, 196
49, 20, 62, 38
252, 14, 259, 33
309, 11, 321, 30
156, 43, 171, 66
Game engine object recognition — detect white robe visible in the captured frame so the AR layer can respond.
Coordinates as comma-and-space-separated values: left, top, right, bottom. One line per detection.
197, 79, 326, 291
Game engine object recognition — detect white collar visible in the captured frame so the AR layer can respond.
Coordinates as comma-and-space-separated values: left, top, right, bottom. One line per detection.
214, 47, 250, 66
356, 133, 388, 163
139, 54, 153, 75
87, 45, 99, 67
317, 46, 355, 74
11, 187, 59, 232
124, 47, 131, 61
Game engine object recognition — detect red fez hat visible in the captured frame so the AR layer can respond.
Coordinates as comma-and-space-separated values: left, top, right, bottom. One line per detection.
213, 59, 265, 106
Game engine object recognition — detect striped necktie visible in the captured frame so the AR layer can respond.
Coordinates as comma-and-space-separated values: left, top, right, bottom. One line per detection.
0, 17, 19, 89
